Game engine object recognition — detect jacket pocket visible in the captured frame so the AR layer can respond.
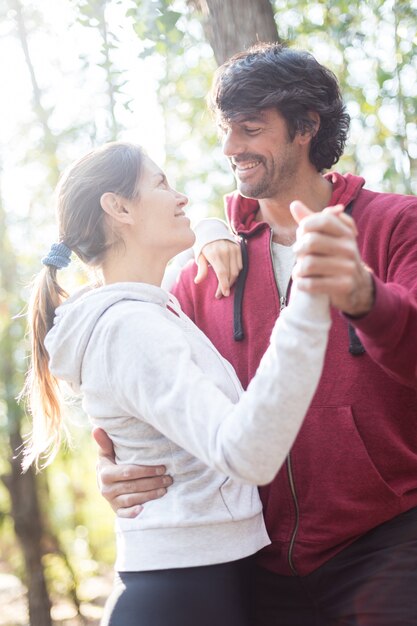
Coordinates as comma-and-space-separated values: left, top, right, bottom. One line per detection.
285, 405, 402, 543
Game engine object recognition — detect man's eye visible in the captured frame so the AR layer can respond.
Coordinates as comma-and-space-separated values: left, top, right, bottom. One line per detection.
244, 127, 261, 135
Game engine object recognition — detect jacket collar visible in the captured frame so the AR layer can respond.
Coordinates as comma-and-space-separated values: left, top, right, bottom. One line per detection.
225, 171, 366, 236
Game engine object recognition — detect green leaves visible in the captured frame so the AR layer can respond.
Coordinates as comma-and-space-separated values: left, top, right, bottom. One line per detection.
129, 1, 185, 57
273, 0, 417, 193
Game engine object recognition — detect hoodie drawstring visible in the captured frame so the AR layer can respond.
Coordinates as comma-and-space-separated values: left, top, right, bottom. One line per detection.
233, 237, 249, 341
232, 201, 366, 356
344, 202, 365, 356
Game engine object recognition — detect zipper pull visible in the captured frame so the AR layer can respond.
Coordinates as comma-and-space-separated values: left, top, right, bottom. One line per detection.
280, 295, 287, 311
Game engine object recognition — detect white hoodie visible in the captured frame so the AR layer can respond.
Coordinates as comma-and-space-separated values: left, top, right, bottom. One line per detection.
45, 282, 331, 571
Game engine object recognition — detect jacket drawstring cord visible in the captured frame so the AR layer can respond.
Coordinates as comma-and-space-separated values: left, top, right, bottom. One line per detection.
232, 202, 365, 356
233, 237, 249, 341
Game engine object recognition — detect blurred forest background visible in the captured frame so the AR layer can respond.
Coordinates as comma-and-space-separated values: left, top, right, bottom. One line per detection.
0, 0, 416, 624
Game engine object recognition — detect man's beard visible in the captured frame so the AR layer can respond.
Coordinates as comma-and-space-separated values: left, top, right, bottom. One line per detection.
236, 154, 299, 199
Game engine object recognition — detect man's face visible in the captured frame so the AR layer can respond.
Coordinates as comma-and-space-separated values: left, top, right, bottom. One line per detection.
220, 108, 303, 200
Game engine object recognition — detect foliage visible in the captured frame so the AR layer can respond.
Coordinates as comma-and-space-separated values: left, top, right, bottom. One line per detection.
117, 0, 417, 215
271, 0, 417, 193
72, 0, 131, 139
124, 0, 232, 219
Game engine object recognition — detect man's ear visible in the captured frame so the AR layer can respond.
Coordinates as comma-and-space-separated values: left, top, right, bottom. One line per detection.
100, 192, 135, 225
297, 111, 320, 145
308, 111, 320, 136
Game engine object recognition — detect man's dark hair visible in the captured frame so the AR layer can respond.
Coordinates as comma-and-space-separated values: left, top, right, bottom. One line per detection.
209, 42, 350, 172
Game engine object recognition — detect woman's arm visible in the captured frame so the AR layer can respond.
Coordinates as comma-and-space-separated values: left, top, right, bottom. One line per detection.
105, 288, 331, 486
162, 218, 242, 298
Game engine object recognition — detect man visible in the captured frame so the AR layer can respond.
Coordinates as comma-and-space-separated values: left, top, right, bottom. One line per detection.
96, 43, 417, 625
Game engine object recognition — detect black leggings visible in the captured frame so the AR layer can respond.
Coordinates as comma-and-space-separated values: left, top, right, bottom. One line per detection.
101, 558, 253, 626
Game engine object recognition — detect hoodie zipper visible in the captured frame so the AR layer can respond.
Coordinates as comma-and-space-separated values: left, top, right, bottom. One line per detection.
286, 453, 299, 575
281, 282, 299, 576
269, 229, 299, 576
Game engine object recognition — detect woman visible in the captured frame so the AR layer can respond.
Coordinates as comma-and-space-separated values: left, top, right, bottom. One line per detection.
23, 141, 331, 626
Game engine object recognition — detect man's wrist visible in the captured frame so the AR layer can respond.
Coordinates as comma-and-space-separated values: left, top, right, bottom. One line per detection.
344, 268, 375, 318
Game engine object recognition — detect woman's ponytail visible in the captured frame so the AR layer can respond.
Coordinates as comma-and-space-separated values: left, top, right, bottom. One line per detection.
21, 264, 69, 471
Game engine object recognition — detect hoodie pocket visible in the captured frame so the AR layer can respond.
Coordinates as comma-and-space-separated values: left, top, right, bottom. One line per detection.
220, 477, 263, 521
286, 405, 402, 544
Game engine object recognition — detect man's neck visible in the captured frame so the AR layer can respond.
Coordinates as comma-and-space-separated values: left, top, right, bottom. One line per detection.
257, 172, 333, 245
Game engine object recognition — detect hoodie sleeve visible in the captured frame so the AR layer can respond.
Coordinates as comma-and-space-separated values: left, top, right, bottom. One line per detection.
161, 248, 194, 292
161, 220, 235, 292
192, 218, 237, 261
170, 260, 200, 323
103, 289, 331, 486
346, 202, 417, 389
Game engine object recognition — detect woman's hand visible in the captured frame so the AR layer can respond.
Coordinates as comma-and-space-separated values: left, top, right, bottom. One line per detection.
194, 239, 243, 299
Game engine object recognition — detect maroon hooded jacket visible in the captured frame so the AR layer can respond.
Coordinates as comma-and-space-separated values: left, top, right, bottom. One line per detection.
172, 172, 417, 576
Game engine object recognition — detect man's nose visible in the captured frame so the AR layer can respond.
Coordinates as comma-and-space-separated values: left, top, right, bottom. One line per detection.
222, 129, 244, 158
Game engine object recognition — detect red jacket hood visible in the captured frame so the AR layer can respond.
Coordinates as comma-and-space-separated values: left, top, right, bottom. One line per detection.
225, 171, 366, 235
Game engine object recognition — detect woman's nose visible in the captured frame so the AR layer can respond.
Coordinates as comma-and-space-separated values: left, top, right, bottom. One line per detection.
176, 191, 188, 207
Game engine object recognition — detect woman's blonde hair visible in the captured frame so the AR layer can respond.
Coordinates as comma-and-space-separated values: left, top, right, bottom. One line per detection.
22, 142, 144, 470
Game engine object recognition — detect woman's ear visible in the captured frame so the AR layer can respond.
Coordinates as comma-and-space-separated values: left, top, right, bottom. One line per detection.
100, 192, 135, 225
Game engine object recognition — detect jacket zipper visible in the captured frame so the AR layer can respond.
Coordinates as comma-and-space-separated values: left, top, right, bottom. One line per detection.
286, 453, 299, 575
281, 289, 299, 576
269, 229, 299, 576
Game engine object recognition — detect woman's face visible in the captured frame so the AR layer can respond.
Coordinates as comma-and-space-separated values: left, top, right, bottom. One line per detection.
129, 156, 195, 259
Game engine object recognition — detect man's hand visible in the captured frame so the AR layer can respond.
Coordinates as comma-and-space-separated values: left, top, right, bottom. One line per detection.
93, 428, 173, 518
194, 239, 243, 299
290, 201, 374, 317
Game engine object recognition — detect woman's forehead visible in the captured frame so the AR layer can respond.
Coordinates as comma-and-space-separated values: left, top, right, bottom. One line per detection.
142, 155, 164, 178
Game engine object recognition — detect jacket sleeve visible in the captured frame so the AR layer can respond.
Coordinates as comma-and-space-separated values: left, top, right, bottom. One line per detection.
348, 203, 417, 389
105, 289, 331, 485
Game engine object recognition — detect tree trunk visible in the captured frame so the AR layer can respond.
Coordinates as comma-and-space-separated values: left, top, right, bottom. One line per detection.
0, 179, 52, 626
3, 435, 52, 626
188, 0, 279, 65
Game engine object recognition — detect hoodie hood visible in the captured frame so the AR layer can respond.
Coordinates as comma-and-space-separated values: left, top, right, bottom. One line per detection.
45, 282, 171, 392
225, 171, 366, 235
